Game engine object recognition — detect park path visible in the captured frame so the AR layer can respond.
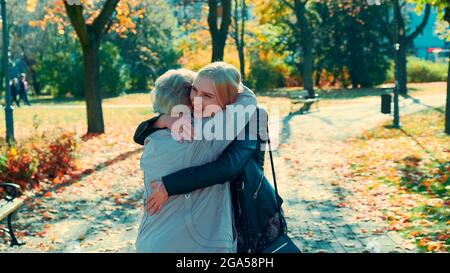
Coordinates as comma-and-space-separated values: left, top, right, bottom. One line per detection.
0, 94, 444, 253
276, 94, 444, 253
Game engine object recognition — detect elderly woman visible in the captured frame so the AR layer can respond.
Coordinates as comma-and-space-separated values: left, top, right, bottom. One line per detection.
135, 65, 257, 252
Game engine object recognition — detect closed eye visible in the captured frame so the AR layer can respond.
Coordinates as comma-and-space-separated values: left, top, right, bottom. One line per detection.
192, 85, 214, 99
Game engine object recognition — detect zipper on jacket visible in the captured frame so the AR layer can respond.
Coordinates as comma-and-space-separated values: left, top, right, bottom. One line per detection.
237, 198, 242, 216
237, 180, 244, 216
253, 174, 264, 199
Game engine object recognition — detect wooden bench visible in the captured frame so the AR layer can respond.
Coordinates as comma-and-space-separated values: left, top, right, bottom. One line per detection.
288, 90, 320, 114
0, 182, 24, 246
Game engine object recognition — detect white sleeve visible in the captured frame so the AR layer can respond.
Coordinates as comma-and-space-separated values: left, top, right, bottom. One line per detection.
195, 86, 258, 156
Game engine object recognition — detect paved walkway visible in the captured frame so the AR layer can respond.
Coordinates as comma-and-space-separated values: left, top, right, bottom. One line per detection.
276, 94, 444, 252
0, 94, 444, 253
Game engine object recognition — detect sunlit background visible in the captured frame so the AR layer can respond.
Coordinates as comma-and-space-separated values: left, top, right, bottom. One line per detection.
0, 0, 448, 253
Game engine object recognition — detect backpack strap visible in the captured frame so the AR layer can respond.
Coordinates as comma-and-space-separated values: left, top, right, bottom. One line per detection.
267, 126, 284, 236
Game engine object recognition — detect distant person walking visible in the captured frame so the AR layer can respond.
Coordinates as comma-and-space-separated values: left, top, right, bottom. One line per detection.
18, 73, 31, 106
9, 78, 20, 107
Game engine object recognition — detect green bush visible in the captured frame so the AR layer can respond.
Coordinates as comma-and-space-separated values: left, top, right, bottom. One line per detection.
37, 44, 84, 98
387, 57, 448, 83
247, 58, 286, 92
39, 41, 130, 98
99, 41, 130, 98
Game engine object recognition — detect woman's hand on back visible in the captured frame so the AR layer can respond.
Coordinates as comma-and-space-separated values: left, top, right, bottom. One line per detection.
147, 180, 169, 215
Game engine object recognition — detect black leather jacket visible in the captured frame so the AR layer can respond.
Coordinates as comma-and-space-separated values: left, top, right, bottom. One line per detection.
133, 109, 285, 252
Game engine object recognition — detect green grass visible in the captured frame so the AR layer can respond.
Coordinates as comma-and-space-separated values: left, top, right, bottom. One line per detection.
27, 92, 153, 106
0, 106, 153, 144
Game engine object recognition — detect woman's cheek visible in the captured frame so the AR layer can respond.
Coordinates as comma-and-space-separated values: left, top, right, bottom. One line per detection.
189, 91, 195, 105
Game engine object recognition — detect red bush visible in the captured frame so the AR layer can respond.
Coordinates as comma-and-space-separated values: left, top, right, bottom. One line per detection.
0, 132, 77, 192
34, 132, 77, 183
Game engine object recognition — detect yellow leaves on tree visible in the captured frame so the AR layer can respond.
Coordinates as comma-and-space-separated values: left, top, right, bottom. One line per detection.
111, 0, 143, 37
28, 0, 142, 38
26, 0, 38, 12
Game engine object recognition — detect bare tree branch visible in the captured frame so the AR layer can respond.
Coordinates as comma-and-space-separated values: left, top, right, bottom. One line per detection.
220, 0, 232, 36
91, 0, 120, 40
240, 0, 246, 48
393, 0, 405, 39
406, 4, 431, 43
232, 0, 240, 47
208, 0, 218, 34
63, 0, 89, 46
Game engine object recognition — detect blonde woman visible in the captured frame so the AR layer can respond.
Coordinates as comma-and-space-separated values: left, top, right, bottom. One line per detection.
135, 64, 257, 252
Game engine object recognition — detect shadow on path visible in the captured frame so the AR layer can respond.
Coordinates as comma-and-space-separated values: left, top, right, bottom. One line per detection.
404, 95, 445, 114
33, 148, 143, 199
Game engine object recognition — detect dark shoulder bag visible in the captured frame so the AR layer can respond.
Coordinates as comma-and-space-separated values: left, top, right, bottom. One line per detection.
261, 128, 301, 253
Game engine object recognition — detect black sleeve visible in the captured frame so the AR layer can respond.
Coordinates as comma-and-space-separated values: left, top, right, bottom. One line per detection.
161, 127, 258, 196
133, 114, 164, 145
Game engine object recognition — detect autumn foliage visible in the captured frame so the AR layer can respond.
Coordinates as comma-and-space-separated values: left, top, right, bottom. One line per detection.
33, 132, 77, 183
28, 0, 142, 37
338, 108, 449, 252
0, 132, 77, 192
0, 148, 35, 190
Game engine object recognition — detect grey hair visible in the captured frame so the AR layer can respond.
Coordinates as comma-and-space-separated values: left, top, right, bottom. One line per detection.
152, 69, 197, 114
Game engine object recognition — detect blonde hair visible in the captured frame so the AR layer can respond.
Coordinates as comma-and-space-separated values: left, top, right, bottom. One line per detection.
152, 69, 197, 114
196, 62, 243, 108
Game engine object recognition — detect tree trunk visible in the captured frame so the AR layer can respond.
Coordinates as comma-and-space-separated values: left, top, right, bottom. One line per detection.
348, 22, 361, 89
393, 0, 407, 96
445, 57, 450, 135
315, 62, 323, 87
239, 0, 246, 81
82, 43, 105, 134
233, 0, 246, 81
392, 1, 430, 97
238, 44, 245, 81
64, 0, 120, 135
295, 0, 315, 98
349, 52, 360, 88
28, 67, 41, 96
212, 38, 225, 61
397, 42, 408, 96
208, 0, 231, 62
302, 37, 314, 97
